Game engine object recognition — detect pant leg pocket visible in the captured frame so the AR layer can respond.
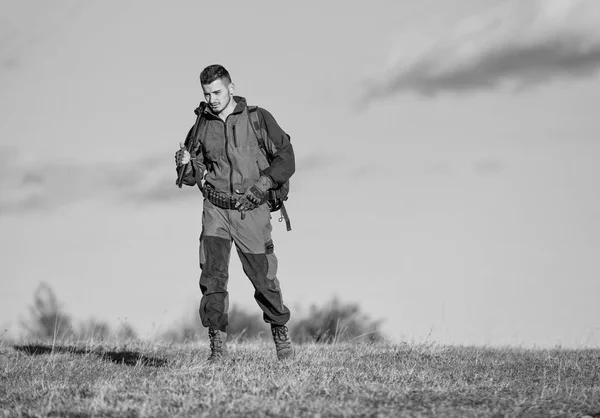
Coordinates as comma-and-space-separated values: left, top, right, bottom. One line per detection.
199, 234, 206, 268
266, 252, 278, 282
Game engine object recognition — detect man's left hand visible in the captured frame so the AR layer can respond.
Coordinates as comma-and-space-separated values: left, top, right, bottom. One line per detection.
236, 176, 273, 212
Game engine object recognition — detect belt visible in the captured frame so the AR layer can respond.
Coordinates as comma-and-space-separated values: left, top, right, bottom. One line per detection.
203, 186, 239, 210
203, 185, 291, 231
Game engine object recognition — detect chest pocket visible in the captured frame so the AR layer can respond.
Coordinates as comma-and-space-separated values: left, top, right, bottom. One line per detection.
201, 122, 225, 163
231, 117, 256, 151
231, 115, 267, 167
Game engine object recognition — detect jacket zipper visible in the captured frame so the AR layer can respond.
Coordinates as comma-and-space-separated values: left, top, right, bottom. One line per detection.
232, 125, 238, 148
222, 120, 234, 195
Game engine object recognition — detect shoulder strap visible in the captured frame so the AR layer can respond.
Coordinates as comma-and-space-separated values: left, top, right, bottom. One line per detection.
247, 105, 292, 231
247, 106, 272, 162
247, 105, 261, 131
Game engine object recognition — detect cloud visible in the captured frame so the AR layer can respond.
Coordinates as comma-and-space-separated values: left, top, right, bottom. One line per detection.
0, 148, 194, 215
296, 153, 331, 172
0, 2, 91, 74
0, 148, 330, 216
368, 0, 600, 98
472, 158, 505, 175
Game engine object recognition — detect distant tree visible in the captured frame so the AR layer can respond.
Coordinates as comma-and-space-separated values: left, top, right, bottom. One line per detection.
76, 318, 112, 341
21, 282, 73, 340
227, 305, 269, 341
291, 298, 385, 344
161, 307, 205, 343
75, 319, 138, 342
162, 300, 385, 344
162, 304, 268, 343
20, 282, 139, 343
115, 322, 138, 341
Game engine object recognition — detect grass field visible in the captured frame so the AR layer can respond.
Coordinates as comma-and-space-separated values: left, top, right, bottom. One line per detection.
1, 339, 599, 417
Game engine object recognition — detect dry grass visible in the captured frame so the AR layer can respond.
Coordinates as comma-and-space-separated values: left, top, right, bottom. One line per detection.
1, 339, 599, 417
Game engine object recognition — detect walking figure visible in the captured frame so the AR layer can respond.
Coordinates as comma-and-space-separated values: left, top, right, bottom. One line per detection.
175, 64, 295, 361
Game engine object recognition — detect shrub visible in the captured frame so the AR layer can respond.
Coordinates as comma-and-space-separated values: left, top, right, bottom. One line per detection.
291, 298, 384, 344
20, 282, 139, 343
227, 305, 269, 341
164, 299, 386, 344
20, 282, 74, 340
162, 305, 269, 343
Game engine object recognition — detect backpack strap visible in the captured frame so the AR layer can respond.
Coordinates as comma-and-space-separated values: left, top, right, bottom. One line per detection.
247, 106, 270, 161
279, 202, 292, 232
247, 106, 292, 231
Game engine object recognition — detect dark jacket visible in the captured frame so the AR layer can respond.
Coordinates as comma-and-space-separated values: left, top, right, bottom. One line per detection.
181, 96, 294, 195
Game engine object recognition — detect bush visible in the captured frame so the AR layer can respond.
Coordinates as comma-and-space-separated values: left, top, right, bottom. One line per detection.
20, 282, 138, 342
75, 318, 111, 341
20, 284, 385, 345
75, 319, 137, 342
227, 305, 269, 341
291, 298, 384, 344
162, 305, 269, 343
164, 298, 385, 344
20, 282, 74, 340
160, 307, 205, 343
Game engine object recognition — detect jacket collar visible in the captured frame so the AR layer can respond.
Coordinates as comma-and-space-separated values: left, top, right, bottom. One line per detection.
203, 96, 247, 118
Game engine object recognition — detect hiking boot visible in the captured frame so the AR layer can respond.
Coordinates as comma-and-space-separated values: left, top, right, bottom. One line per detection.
271, 325, 294, 360
207, 328, 228, 362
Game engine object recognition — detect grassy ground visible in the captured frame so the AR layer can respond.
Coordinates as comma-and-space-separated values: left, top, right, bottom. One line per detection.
1, 339, 599, 417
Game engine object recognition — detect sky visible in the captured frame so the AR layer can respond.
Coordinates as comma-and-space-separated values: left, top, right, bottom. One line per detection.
1, 0, 600, 348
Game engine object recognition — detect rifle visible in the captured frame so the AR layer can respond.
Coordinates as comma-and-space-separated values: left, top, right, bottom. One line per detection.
176, 102, 206, 188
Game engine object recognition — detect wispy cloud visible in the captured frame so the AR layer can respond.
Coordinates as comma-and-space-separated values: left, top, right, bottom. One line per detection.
296, 153, 331, 172
368, 0, 600, 98
0, 2, 91, 73
0, 147, 194, 215
0, 148, 330, 215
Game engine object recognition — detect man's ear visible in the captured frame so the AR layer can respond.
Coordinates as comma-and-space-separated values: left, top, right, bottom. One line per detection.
228, 83, 235, 96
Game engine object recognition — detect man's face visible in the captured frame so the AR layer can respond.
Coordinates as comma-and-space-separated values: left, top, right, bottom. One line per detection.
202, 78, 233, 114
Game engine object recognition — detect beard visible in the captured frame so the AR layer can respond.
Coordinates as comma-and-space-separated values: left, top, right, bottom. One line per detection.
210, 95, 231, 114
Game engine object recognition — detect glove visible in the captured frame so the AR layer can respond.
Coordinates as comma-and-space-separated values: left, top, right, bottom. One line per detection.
236, 176, 273, 212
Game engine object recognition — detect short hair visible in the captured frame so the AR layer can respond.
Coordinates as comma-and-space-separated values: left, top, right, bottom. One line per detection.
200, 64, 232, 85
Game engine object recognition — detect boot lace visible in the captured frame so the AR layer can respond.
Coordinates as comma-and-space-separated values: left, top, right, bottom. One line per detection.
208, 329, 225, 357
272, 325, 291, 350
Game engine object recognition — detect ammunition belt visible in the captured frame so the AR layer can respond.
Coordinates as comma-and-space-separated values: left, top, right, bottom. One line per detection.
203, 186, 239, 210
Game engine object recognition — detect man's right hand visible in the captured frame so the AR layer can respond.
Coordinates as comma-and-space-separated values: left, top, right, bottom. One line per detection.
175, 142, 191, 167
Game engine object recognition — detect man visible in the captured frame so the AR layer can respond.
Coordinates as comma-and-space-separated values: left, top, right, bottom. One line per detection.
175, 64, 295, 361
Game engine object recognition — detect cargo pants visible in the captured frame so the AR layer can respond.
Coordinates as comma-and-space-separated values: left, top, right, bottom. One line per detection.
198, 199, 291, 332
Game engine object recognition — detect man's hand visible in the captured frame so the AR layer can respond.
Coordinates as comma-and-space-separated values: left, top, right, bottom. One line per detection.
236, 176, 273, 212
175, 142, 191, 167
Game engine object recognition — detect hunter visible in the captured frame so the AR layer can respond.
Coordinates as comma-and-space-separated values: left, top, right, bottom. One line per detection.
175, 64, 295, 361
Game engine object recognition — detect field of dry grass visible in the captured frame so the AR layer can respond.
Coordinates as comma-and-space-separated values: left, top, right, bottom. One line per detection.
1, 339, 599, 417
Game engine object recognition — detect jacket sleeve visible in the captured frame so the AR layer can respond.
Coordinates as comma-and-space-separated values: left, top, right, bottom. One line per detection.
257, 107, 295, 187
177, 126, 206, 187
